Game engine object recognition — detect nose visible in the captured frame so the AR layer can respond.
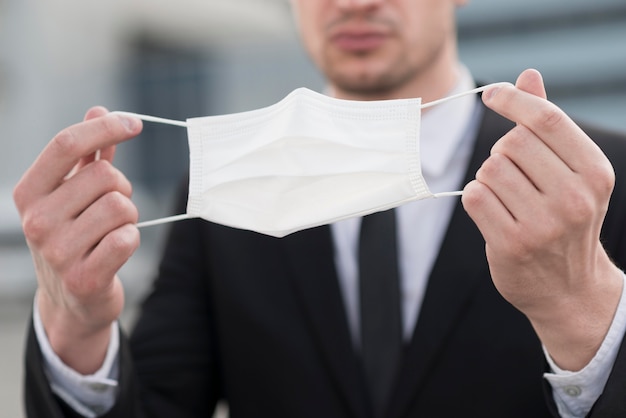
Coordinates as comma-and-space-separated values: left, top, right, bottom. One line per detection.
336, 0, 385, 11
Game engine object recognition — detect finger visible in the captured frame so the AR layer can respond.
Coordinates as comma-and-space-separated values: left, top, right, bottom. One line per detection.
66, 108, 119, 176
81, 107, 117, 165
73, 107, 116, 169
33, 190, 138, 278
475, 152, 541, 222
462, 179, 517, 248
44, 160, 133, 225
85, 106, 109, 121
17, 112, 142, 206
61, 224, 139, 300
515, 69, 547, 100
491, 125, 572, 196
69, 191, 139, 260
87, 223, 140, 282
481, 73, 604, 174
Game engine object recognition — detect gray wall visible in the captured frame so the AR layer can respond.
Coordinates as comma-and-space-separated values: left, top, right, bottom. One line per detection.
457, 0, 626, 133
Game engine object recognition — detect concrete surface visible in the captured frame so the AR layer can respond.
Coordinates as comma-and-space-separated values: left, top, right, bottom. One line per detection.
0, 300, 29, 418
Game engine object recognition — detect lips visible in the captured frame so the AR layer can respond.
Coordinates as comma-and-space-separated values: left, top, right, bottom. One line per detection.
329, 26, 389, 52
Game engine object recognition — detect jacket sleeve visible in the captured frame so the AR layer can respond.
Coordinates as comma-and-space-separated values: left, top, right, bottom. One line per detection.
24, 319, 141, 418
24, 178, 221, 417
585, 126, 626, 417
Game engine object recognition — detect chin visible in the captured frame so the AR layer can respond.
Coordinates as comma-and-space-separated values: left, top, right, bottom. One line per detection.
323, 52, 408, 97
330, 69, 403, 98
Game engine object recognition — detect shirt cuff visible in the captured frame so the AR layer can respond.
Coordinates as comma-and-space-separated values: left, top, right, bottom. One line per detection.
543, 272, 626, 418
33, 292, 120, 417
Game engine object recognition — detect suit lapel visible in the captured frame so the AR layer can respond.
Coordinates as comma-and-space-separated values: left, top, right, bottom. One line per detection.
387, 106, 515, 418
279, 106, 514, 418
282, 226, 370, 418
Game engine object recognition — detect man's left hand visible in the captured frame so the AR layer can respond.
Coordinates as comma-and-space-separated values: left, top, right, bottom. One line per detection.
462, 69, 623, 371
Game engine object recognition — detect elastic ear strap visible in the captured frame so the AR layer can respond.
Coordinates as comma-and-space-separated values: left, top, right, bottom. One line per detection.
420, 82, 512, 110
136, 214, 197, 228
111, 111, 188, 128
421, 82, 512, 198
433, 191, 464, 198
110, 111, 191, 228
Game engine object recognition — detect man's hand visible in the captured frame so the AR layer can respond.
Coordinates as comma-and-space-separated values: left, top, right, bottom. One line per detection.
462, 69, 624, 371
13, 107, 143, 374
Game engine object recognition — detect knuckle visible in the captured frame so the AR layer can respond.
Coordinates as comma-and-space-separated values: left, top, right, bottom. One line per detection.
536, 106, 564, 131
21, 208, 52, 246
125, 177, 134, 198
91, 160, 117, 185
106, 226, 140, 257
589, 162, 616, 197
12, 182, 27, 212
90, 161, 132, 196
500, 126, 530, 152
101, 191, 138, 223
51, 128, 80, 156
561, 185, 595, 225
101, 191, 128, 213
477, 154, 505, 180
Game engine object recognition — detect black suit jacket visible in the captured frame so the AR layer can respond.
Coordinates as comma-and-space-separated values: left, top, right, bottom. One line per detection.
25, 104, 626, 417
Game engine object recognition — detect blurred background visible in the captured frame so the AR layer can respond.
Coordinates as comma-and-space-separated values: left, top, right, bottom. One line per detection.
1, 0, 625, 416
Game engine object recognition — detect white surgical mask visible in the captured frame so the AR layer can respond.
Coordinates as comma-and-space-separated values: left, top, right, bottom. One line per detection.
113, 82, 508, 237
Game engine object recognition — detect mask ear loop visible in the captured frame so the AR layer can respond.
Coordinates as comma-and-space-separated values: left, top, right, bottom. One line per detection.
420, 82, 512, 110
109, 111, 196, 228
421, 82, 513, 199
112, 111, 189, 128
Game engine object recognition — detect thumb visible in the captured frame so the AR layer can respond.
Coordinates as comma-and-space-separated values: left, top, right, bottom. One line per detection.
515, 68, 547, 100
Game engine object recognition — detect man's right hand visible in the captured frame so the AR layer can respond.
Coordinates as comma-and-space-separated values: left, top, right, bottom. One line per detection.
13, 107, 143, 374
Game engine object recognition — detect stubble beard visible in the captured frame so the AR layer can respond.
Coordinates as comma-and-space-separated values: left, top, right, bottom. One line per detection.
328, 64, 416, 99
323, 43, 445, 100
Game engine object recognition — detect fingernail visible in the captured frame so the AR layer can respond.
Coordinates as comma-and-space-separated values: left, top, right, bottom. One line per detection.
483, 86, 501, 101
117, 114, 139, 132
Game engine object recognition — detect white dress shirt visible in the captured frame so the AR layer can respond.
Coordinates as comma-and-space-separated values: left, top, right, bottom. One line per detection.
35, 66, 626, 417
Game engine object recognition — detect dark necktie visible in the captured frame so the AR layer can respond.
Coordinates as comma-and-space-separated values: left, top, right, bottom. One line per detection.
359, 209, 402, 417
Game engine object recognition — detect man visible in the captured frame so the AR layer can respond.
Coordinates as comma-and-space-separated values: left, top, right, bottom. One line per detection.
16, 0, 626, 417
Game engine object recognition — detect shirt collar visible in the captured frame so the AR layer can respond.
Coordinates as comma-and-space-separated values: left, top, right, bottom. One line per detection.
420, 65, 477, 178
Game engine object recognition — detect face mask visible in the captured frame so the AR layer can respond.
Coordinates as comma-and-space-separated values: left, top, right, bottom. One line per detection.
113, 82, 508, 237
